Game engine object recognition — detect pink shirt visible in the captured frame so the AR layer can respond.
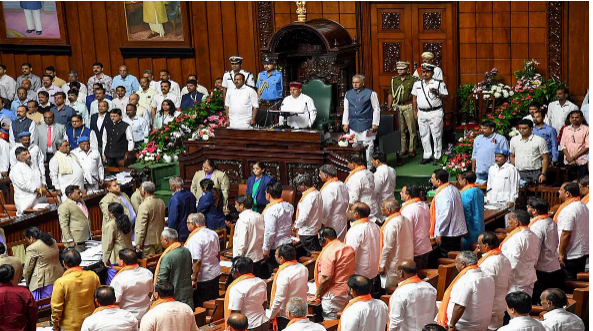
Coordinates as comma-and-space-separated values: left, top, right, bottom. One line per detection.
560, 124, 589, 165
400, 200, 433, 256
317, 241, 356, 297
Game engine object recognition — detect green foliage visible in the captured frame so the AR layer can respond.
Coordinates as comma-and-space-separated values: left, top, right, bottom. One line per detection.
457, 83, 476, 115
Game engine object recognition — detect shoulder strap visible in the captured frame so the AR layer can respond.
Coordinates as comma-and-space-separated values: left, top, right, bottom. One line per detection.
420, 81, 434, 109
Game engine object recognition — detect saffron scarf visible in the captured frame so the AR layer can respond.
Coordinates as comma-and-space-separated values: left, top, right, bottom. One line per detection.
344, 218, 369, 242
115, 263, 139, 276
499, 226, 526, 250
185, 226, 206, 246
270, 260, 298, 328
435, 265, 478, 327
262, 198, 284, 216
286, 316, 307, 327
460, 183, 476, 193
379, 213, 401, 259
224, 273, 255, 327
295, 188, 316, 227
337, 294, 372, 331
528, 214, 550, 228
553, 197, 581, 223
344, 165, 366, 185
93, 304, 119, 314
477, 248, 501, 265
63, 266, 83, 276
149, 297, 175, 310
581, 194, 589, 204
400, 198, 421, 213
429, 183, 450, 237
320, 177, 338, 192
153, 242, 182, 285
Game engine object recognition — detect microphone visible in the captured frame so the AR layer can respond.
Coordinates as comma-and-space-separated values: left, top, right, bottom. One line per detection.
46, 188, 60, 209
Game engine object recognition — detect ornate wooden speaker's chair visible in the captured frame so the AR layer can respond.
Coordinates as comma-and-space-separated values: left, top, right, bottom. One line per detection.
302, 79, 334, 131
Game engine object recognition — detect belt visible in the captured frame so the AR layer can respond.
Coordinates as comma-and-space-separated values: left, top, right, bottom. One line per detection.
419, 106, 442, 112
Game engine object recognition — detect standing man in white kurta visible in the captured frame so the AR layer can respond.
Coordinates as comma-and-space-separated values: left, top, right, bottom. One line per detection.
486, 149, 520, 206
9, 131, 45, 185
49, 139, 85, 201
371, 152, 396, 209
476, 232, 512, 330
225, 73, 258, 129
72, 136, 104, 192
280, 82, 317, 129
388, 260, 437, 331
262, 182, 294, 277
342, 75, 380, 167
412, 63, 449, 165
378, 199, 414, 288
293, 173, 323, 254
344, 154, 379, 222
345, 203, 381, 282
232, 195, 265, 264
338, 275, 388, 331
501, 210, 540, 296
318, 164, 349, 241
9, 146, 46, 216
226, 257, 269, 331
556, 182, 589, 280
399, 185, 432, 269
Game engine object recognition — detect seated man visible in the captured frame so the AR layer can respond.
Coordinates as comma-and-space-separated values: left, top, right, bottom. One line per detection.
139, 280, 198, 331
279, 82, 317, 129
541, 288, 585, 330
499, 292, 545, 331
283, 297, 325, 331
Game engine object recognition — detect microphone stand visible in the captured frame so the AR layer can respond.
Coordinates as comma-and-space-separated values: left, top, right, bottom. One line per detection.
46, 188, 60, 209
0, 193, 12, 221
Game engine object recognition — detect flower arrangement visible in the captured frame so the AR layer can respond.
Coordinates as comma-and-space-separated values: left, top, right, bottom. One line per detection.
472, 68, 514, 101
441, 128, 480, 175
137, 141, 161, 164
338, 134, 356, 144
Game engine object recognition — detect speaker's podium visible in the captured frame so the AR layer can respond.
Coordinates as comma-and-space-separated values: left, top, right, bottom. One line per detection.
178, 127, 364, 200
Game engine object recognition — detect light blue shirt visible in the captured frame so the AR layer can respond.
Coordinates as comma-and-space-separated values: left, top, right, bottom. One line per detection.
256, 70, 283, 101
434, 184, 467, 237
67, 101, 90, 128
471, 133, 509, 175
11, 99, 29, 113
112, 75, 140, 97
532, 123, 559, 162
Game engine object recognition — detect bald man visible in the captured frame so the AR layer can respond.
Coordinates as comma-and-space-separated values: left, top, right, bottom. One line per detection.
388, 260, 437, 331
227, 312, 249, 331
379, 199, 414, 288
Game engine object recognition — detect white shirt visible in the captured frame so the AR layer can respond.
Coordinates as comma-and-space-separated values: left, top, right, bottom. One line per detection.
269, 262, 309, 319
541, 308, 585, 331
222, 70, 255, 92
487, 162, 520, 203
346, 169, 379, 221
181, 84, 209, 97
284, 318, 326, 331
546, 100, 579, 135
68, 101, 90, 128
501, 227, 540, 294
62, 82, 88, 103
413, 66, 444, 80
478, 253, 512, 313
263, 201, 294, 251
434, 184, 467, 237
102, 124, 134, 156
227, 276, 268, 329
345, 221, 381, 279
380, 214, 414, 281
509, 134, 549, 171
9, 118, 37, 146
498, 316, 546, 331
96, 113, 108, 133
151, 92, 181, 110
528, 216, 561, 272
111, 266, 154, 323
225, 85, 258, 129
388, 280, 437, 331
159, 80, 181, 96
373, 164, 396, 204
184, 227, 221, 282
49, 152, 85, 200
342, 89, 381, 128
556, 200, 589, 259
0, 74, 17, 101
447, 268, 495, 331
9, 161, 43, 216
9, 143, 45, 184
400, 200, 433, 256
112, 96, 129, 112
124, 115, 149, 143
90, 99, 113, 116
233, 209, 265, 261
320, 180, 349, 241
80, 307, 138, 331
340, 298, 388, 331
139, 300, 198, 331
411, 78, 448, 110
0, 139, 9, 176
148, 80, 161, 93
280, 93, 317, 128
295, 189, 323, 236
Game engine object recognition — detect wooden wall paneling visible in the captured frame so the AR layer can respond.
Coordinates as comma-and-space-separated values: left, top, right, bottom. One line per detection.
138, 58, 153, 78
567, 1, 589, 104
180, 58, 197, 84
206, 2, 225, 87
1, 53, 16, 79
166, 57, 182, 84
41, 55, 56, 75
192, 1, 212, 90
152, 58, 168, 77
78, 2, 97, 82
64, 1, 83, 75
27, 54, 43, 78
220, 1, 239, 68
12, 54, 28, 78
90, 2, 112, 76
236, 1, 257, 75
124, 58, 140, 81
55, 55, 70, 79
105, 1, 125, 77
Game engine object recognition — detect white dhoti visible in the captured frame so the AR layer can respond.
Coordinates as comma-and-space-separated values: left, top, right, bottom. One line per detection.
349, 129, 374, 167
228, 113, 253, 130
24, 9, 42, 31
417, 109, 443, 159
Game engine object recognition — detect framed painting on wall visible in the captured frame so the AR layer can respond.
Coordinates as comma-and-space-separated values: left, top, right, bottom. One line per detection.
118, 1, 194, 58
0, 1, 70, 54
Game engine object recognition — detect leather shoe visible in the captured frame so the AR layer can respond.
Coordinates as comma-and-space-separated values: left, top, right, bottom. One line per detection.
433, 159, 439, 166
408, 151, 416, 157
418, 158, 431, 165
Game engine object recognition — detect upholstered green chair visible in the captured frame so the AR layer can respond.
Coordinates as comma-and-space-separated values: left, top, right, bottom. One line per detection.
302, 79, 334, 131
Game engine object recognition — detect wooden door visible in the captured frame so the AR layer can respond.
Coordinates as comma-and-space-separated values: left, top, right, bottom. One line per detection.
369, 2, 458, 112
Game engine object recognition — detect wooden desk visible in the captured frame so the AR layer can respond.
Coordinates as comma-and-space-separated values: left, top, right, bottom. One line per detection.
484, 205, 511, 230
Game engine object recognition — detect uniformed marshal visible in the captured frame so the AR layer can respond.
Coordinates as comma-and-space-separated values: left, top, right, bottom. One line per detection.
279, 82, 317, 129
222, 56, 255, 98
412, 63, 449, 165
387, 61, 417, 157
256, 56, 283, 103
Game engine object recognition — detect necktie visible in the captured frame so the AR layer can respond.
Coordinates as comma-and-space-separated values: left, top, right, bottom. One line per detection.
47, 126, 52, 147
77, 202, 88, 218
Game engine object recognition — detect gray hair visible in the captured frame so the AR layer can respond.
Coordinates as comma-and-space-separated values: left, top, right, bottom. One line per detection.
161, 228, 178, 241
169, 176, 184, 188
353, 74, 366, 82
294, 173, 312, 187
187, 213, 206, 226
141, 181, 156, 194
143, 69, 154, 75
383, 199, 400, 212
319, 164, 337, 177
68, 70, 78, 77
56, 138, 69, 146
457, 251, 478, 266
286, 297, 308, 317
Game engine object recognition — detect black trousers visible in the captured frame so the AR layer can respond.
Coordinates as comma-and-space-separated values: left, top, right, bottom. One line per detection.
566, 164, 588, 182
264, 248, 279, 278
299, 235, 322, 256
414, 251, 430, 270
193, 275, 221, 308
277, 316, 290, 331
563, 255, 588, 280
428, 235, 462, 268
106, 156, 123, 167
533, 269, 564, 304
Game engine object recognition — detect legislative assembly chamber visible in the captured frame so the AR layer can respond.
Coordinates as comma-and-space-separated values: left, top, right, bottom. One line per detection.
0, 1, 590, 331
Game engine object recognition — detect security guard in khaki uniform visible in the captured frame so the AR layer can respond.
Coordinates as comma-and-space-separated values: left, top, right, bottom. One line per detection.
222, 56, 255, 98
388, 61, 417, 157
